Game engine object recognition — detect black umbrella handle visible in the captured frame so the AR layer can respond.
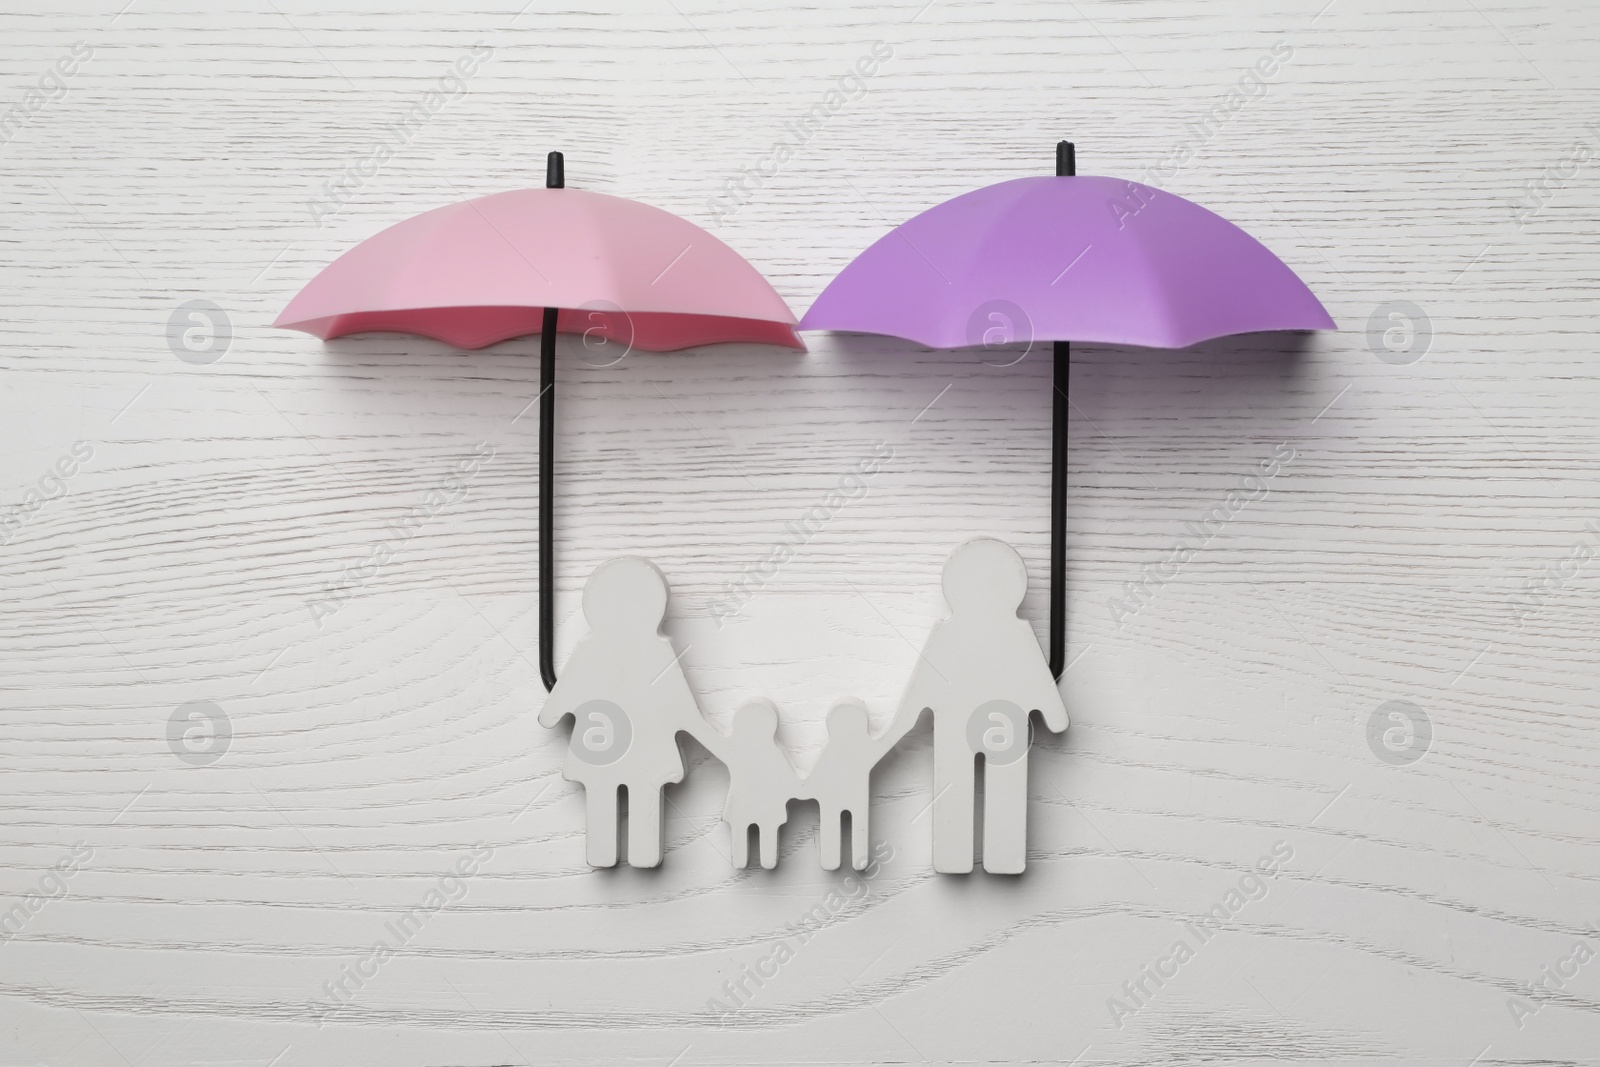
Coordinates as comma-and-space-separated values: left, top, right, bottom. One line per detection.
1051, 339, 1068, 681
1050, 141, 1074, 681
539, 152, 564, 691
539, 305, 558, 691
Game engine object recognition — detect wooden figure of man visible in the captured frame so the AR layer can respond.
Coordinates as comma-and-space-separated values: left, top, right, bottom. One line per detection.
882, 538, 1068, 873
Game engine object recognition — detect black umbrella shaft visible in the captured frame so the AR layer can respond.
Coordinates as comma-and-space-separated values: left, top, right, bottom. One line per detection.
538, 151, 564, 692
1050, 139, 1073, 681
539, 305, 559, 691
1050, 339, 1068, 680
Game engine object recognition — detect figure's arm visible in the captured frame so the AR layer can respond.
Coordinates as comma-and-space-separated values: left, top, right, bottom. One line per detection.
874, 664, 942, 753
536, 688, 577, 730
653, 651, 730, 762
1017, 623, 1069, 733
1033, 695, 1068, 734
863, 717, 918, 766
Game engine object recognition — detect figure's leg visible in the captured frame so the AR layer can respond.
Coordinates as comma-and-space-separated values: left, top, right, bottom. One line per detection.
758, 821, 780, 869
818, 806, 841, 871
628, 786, 664, 868
933, 742, 977, 873
982, 753, 1029, 874
728, 820, 748, 868
585, 784, 619, 868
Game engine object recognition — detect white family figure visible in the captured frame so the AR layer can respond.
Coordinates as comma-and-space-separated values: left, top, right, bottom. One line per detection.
537, 539, 1066, 874
805, 698, 893, 871
882, 538, 1068, 874
717, 696, 897, 871
536, 556, 708, 868
719, 698, 801, 869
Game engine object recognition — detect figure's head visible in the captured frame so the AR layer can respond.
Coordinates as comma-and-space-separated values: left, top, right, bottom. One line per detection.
941, 538, 1027, 615
826, 698, 869, 739
581, 556, 668, 633
731, 697, 779, 738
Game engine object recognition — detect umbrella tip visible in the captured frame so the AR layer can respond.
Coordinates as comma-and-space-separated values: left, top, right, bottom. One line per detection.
546, 151, 565, 189
1056, 140, 1075, 177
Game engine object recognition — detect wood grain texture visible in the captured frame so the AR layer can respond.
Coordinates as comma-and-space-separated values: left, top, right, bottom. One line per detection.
3, 0, 1599, 1064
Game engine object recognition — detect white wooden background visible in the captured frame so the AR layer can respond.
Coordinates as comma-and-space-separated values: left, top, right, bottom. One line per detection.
3, 0, 1599, 1064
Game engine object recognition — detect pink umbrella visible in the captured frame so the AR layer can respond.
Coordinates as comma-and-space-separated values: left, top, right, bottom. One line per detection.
277, 153, 803, 689
800, 142, 1335, 676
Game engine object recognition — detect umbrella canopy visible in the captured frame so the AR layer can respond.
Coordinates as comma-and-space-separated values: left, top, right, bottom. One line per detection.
276, 188, 802, 351
800, 175, 1332, 349
799, 142, 1335, 678
276, 153, 802, 691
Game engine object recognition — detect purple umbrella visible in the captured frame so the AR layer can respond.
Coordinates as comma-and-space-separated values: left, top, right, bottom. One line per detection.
800, 142, 1334, 676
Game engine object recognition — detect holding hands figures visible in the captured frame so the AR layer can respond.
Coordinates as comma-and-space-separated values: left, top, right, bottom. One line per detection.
717, 696, 897, 871
538, 540, 1066, 873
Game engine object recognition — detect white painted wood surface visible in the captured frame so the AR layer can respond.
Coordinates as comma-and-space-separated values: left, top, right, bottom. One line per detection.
3, 1, 1599, 1063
